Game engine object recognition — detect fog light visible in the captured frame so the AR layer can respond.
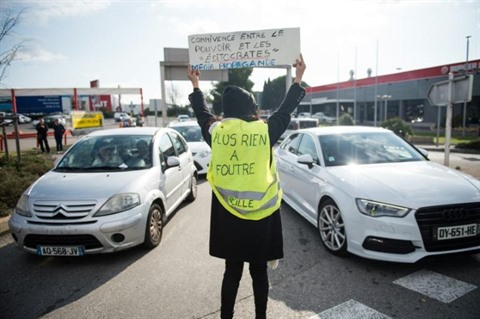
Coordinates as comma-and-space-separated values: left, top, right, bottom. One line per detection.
362, 236, 415, 254
111, 233, 125, 243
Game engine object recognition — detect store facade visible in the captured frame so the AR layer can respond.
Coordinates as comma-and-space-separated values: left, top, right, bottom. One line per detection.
301, 59, 480, 126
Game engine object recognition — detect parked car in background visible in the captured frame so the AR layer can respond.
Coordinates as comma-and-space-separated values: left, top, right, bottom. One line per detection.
3, 113, 31, 124
280, 117, 319, 141
44, 113, 67, 128
312, 112, 336, 124
9, 127, 198, 256
121, 117, 136, 127
297, 112, 312, 118
114, 112, 131, 123
168, 120, 211, 175
32, 113, 68, 128
177, 114, 191, 122
18, 114, 32, 124
275, 126, 480, 263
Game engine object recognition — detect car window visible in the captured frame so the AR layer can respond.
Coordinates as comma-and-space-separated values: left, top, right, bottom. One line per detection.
298, 120, 318, 129
319, 132, 425, 167
169, 131, 188, 156
159, 133, 176, 172
171, 125, 204, 142
280, 133, 302, 155
56, 135, 153, 170
297, 134, 319, 165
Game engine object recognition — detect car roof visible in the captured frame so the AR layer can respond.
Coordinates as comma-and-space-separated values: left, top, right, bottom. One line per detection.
87, 127, 168, 137
299, 125, 392, 135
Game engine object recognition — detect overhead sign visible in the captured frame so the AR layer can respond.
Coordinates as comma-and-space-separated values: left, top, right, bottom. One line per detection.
427, 75, 473, 106
188, 27, 300, 70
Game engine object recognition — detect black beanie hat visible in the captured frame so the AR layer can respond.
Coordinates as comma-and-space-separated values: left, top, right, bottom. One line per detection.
222, 86, 258, 118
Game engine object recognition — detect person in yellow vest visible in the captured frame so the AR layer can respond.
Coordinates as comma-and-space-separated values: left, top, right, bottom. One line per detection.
187, 54, 306, 319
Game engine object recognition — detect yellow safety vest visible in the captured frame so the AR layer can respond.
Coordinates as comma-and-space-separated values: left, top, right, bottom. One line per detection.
207, 119, 282, 220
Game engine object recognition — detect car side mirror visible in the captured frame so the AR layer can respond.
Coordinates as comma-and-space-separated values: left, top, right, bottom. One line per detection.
297, 154, 314, 168
166, 156, 180, 168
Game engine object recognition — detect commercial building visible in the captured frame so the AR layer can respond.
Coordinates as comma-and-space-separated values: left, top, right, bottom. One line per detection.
300, 59, 480, 126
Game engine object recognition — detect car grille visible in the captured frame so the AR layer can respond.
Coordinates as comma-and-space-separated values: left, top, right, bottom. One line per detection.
24, 234, 102, 249
415, 202, 480, 252
33, 200, 97, 220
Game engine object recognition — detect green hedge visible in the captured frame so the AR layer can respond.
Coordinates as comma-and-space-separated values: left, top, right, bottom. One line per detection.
0, 151, 54, 217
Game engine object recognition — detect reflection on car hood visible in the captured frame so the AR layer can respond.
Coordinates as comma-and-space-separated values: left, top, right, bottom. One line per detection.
328, 161, 480, 208
28, 170, 152, 200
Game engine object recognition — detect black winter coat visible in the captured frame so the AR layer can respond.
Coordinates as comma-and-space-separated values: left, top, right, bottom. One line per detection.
189, 83, 306, 263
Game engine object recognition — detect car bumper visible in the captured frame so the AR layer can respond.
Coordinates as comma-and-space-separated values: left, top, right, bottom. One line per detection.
346, 208, 480, 263
8, 204, 149, 255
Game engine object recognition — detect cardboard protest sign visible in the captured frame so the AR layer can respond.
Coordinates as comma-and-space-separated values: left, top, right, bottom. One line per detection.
188, 28, 300, 70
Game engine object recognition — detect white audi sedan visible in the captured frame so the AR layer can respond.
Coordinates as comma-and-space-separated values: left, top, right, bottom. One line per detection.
9, 127, 198, 256
275, 126, 480, 263
168, 120, 211, 175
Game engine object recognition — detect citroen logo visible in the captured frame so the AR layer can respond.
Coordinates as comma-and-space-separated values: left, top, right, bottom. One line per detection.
51, 204, 69, 216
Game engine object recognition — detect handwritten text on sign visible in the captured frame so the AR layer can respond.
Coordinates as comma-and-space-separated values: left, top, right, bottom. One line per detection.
188, 28, 300, 70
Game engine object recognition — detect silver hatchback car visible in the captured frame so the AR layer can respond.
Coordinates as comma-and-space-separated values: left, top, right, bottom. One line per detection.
9, 127, 197, 256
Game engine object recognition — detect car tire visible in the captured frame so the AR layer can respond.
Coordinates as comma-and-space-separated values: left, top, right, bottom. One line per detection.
317, 199, 348, 256
186, 174, 197, 202
143, 203, 164, 249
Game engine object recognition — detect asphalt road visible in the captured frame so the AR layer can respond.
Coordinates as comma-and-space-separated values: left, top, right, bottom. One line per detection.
1, 179, 479, 319
1, 120, 479, 319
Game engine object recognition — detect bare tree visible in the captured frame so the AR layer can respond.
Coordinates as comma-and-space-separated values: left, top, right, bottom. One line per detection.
0, 8, 24, 84
167, 82, 181, 107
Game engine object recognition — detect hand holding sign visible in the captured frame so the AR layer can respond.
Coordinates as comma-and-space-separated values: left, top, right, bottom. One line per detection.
293, 53, 306, 84
187, 65, 200, 89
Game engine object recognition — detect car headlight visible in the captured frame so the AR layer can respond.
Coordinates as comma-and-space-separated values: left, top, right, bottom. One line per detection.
94, 193, 140, 217
15, 193, 32, 217
356, 199, 411, 218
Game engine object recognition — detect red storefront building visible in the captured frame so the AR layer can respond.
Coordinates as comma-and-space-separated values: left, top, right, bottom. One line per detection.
301, 59, 480, 126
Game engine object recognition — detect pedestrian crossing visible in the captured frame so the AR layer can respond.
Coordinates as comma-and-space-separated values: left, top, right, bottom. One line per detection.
308, 268, 478, 319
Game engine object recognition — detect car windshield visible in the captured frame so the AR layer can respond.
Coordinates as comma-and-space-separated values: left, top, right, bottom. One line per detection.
55, 135, 153, 171
319, 132, 426, 167
171, 125, 204, 142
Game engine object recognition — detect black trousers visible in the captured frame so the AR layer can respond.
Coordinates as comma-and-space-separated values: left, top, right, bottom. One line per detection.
221, 260, 268, 319
55, 135, 63, 151
38, 135, 50, 153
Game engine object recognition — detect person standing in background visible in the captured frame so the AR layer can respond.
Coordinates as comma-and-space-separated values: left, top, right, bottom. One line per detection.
53, 118, 66, 153
187, 54, 306, 319
35, 118, 50, 154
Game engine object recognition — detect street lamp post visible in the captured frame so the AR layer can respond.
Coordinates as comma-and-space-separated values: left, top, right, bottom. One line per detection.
462, 35, 471, 137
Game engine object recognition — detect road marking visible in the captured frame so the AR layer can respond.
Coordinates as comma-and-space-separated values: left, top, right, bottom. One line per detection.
393, 269, 477, 303
308, 299, 391, 319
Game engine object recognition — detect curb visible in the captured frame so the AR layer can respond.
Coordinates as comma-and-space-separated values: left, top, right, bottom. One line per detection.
0, 215, 10, 236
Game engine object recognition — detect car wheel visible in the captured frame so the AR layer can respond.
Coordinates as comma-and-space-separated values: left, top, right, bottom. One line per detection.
186, 174, 197, 202
143, 203, 163, 249
318, 199, 348, 256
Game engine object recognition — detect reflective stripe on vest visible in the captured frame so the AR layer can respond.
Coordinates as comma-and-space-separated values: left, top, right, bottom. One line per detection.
207, 119, 282, 220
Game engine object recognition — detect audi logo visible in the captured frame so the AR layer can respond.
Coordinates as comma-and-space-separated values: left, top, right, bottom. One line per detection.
442, 208, 468, 221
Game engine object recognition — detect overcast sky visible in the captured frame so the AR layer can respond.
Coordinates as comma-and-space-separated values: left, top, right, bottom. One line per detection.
1, 0, 479, 106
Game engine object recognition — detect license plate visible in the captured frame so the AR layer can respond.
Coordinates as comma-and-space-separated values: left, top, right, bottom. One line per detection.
435, 223, 479, 240
36, 245, 85, 256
